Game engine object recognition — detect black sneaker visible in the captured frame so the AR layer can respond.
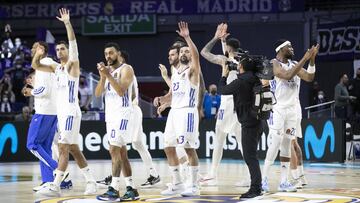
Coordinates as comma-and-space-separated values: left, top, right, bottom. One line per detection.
140, 175, 161, 188
120, 186, 140, 201
239, 188, 262, 199
96, 186, 120, 201
96, 175, 112, 186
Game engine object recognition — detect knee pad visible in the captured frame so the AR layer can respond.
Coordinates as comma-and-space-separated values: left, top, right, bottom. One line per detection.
280, 134, 292, 158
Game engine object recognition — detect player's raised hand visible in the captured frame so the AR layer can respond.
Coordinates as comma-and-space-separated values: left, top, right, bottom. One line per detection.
311, 44, 320, 59
56, 8, 70, 24
214, 23, 229, 40
97, 62, 109, 78
176, 21, 190, 38
158, 64, 168, 78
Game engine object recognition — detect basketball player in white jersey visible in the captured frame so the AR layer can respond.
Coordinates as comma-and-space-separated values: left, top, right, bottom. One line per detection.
160, 22, 201, 197
199, 23, 250, 187
261, 40, 318, 192
290, 44, 318, 188
32, 8, 97, 196
95, 42, 139, 201
96, 49, 161, 189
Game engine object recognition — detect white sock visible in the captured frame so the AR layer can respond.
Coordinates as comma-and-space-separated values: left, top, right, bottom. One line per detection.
54, 169, 65, 187
81, 166, 95, 182
124, 176, 134, 188
280, 162, 290, 183
298, 165, 304, 176
262, 160, 273, 179
110, 176, 121, 191
149, 167, 158, 177
210, 130, 227, 178
291, 169, 299, 180
189, 166, 199, 187
170, 166, 182, 185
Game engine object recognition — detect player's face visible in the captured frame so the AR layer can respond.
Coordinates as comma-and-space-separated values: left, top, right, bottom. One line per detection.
104, 47, 119, 66
179, 46, 191, 64
283, 44, 294, 59
56, 44, 68, 60
168, 49, 179, 66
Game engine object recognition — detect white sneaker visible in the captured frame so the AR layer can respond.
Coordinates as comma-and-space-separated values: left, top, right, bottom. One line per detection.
36, 182, 60, 197
278, 181, 297, 192
235, 179, 251, 187
84, 181, 97, 195
33, 182, 46, 192
180, 185, 200, 197
161, 183, 185, 196
199, 175, 217, 186
299, 175, 308, 186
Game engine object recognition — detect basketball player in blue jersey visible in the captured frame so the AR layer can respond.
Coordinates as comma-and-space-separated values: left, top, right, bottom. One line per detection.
160, 22, 202, 197
262, 40, 319, 192
95, 42, 139, 201
31, 8, 97, 196
200, 23, 251, 187
23, 41, 59, 192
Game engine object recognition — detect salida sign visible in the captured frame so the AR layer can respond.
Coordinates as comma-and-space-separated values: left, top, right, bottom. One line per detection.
317, 21, 360, 61
82, 14, 156, 35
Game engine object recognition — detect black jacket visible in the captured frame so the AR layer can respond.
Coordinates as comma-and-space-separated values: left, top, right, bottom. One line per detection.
218, 71, 261, 128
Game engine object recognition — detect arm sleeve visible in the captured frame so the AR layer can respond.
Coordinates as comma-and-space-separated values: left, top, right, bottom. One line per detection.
69, 40, 79, 62
218, 76, 242, 95
335, 85, 349, 101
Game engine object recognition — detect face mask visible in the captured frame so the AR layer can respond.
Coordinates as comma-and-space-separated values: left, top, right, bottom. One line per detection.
210, 90, 216, 95
80, 81, 85, 85
318, 94, 324, 100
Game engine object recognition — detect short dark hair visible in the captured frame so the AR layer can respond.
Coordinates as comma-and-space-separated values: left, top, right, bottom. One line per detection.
274, 39, 288, 52
240, 57, 257, 72
226, 38, 240, 50
339, 73, 347, 80
56, 40, 69, 49
37, 41, 49, 55
104, 42, 120, 51
168, 45, 180, 54
120, 50, 130, 63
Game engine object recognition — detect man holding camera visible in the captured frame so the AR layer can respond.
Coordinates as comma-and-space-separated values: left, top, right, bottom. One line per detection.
200, 23, 250, 187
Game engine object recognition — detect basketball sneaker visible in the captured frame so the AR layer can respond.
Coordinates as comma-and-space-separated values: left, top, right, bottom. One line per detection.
120, 186, 140, 201
33, 182, 46, 192
261, 177, 269, 192
299, 175, 308, 186
96, 186, 120, 201
180, 185, 200, 197
84, 181, 97, 195
97, 175, 112, 186
60, 180, 73, 189
199, 175, 217, 186
278, 181, 297, 192
161, 183, 185, 196
36, 182, 60, 197
140, 175, 161, 188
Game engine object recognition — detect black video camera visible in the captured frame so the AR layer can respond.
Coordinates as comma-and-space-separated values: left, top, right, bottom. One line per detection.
235, 48, 273, 80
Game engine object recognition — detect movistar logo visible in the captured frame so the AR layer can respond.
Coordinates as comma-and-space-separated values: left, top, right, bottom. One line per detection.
0, 123, 18, 157
304, 120, 335, 159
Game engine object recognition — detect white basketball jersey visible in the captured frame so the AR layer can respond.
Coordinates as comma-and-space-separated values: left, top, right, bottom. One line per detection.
270, 59, 300, 108
171, 67, 199, 109
55, 64, 81, 116
33, 57, 58, 115
104, 64, 134, 122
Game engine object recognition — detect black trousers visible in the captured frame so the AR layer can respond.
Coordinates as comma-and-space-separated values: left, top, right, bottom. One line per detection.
241, 121, 263, 191
335, 106, 347, 119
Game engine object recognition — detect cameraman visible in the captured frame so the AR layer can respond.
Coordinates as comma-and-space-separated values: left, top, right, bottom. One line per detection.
218, 55, 263, 198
